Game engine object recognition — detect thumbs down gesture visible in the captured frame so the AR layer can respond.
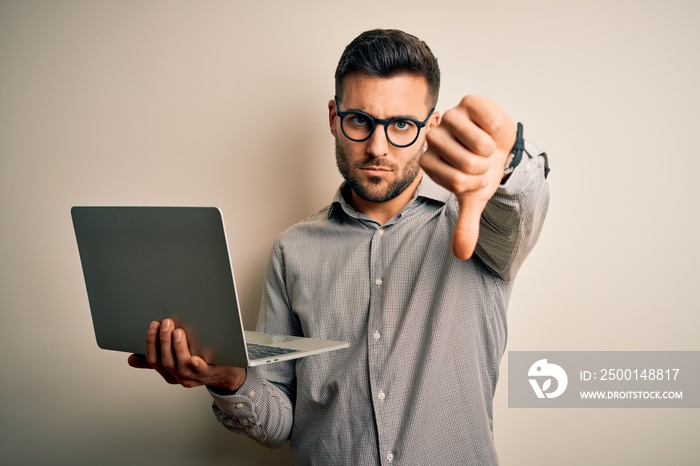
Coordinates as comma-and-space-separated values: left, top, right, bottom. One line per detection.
420, 95, 517, 260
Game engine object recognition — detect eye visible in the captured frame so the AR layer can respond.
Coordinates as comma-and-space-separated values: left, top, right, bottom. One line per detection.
391, 120, 414, 131
348, 114, 370, 127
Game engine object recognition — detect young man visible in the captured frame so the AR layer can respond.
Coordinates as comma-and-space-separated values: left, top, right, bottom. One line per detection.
129, 29, 550, 465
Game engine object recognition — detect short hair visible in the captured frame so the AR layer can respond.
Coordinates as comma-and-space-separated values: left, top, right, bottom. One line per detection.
334, 29, 440, 109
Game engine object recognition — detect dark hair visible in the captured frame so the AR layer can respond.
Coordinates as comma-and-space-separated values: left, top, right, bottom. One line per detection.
334, 29, 440, 108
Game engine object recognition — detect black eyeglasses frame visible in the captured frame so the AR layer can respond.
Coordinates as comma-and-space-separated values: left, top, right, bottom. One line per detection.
334, 96, 435, 148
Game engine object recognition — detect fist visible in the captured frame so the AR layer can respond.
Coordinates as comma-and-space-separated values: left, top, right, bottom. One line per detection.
420, 95, 516, 259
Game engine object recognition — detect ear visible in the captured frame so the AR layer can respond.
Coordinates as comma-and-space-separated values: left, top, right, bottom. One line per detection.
422, 111, 441, 152
328, 99, 338, 137
426, 110, 441, 131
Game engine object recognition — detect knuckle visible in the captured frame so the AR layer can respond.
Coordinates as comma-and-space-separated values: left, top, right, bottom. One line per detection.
456, 156, 480, 175
460, 94, 478, 108
449, 173, 472, 194
486, 116, 504, 139
439, 107, 460, 127
472, 133, 496, 156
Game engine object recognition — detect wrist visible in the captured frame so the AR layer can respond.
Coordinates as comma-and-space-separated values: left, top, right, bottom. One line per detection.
208, 367, 247, 394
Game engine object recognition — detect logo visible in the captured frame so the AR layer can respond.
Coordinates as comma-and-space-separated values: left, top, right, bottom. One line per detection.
528, 359, 568, 399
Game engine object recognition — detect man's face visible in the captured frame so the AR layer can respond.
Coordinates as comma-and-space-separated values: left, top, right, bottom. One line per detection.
329, 73, 438, 204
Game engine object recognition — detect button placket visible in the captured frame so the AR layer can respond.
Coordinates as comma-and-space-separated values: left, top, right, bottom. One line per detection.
368, 223, 393, 464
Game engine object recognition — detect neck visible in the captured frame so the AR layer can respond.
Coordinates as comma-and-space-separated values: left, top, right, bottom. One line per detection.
349, 172, 423, 225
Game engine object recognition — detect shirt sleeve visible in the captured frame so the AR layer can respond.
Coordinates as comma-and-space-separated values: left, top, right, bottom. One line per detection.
208, 369, 294, 449
474, 140, 550, 281
207, 243, 298, 449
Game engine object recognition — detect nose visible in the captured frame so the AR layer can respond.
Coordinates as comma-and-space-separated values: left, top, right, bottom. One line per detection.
366, 124, 390, 158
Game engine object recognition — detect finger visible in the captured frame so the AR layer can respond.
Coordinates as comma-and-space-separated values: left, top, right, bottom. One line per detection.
438, 105, 496, 157
459, 95, 516, 152
424, 129, 491, 177
420, 149, 488, 195
159, 318, 176, 372
128, 353, 184, 386
452, 194, 487, 260
189, 355, 209, 374
460, 95, 502, 136
145, 320, 161, 368
172, 328, 201, 375
142, 321, 178, 383
127, 353, 151, 369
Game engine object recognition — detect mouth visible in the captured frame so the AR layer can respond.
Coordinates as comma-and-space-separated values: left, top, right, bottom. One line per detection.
360, 164, 393, 175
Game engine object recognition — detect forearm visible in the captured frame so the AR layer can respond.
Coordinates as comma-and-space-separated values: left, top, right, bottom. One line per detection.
208, 368, 294, 449
475, 140, 550, 280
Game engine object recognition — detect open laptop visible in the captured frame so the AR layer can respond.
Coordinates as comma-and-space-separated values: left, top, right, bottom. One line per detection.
71, 206, 349, 367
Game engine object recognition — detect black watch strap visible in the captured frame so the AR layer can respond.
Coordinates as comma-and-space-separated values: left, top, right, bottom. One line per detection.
504, 122, 525, 176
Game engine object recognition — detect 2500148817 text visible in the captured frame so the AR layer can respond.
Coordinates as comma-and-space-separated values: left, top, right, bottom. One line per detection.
581, 368, 680, 382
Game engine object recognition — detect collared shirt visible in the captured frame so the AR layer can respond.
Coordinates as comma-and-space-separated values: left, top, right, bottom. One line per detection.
210, 141, 550, 465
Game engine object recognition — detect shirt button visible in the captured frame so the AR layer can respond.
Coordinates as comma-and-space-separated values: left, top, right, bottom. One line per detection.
377, 228, 384, 235
386, 452, 394, 462
375, 277, 383, 286
378, 390, 385, 401
235, 403, 245, 409
372, 331, 381, 341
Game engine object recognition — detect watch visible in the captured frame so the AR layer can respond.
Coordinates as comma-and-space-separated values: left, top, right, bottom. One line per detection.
504, 122, 524, 176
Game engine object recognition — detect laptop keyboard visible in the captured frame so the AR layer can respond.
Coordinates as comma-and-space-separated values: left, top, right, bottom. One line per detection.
247, 343, 300, 360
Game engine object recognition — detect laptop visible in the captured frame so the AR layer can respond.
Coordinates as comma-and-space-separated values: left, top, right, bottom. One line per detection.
71, 206, 349, 367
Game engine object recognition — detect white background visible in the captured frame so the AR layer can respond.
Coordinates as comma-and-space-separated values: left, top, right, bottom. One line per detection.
1, 1, 698, 464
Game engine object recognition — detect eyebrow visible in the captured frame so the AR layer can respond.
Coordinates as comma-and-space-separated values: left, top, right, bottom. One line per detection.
343, 107, 425, 121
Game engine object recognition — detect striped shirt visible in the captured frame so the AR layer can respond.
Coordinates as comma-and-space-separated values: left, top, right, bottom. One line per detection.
210, 141, 550, 465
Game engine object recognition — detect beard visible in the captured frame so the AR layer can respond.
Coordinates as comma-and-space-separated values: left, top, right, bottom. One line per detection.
335, 138, 423, 204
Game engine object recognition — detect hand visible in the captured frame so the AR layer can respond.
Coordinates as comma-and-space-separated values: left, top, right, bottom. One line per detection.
420, 95, 516, 260
127, 319, 247, 391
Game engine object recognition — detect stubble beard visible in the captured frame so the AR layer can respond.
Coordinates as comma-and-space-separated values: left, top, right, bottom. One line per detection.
334, 138, 422, 204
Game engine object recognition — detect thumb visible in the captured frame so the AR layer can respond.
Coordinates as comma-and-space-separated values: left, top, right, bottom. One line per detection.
190, 356, 208, 374
452, 194, 487, 260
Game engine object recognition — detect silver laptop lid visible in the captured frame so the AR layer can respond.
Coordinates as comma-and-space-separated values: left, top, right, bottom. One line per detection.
71, 206, 251, 367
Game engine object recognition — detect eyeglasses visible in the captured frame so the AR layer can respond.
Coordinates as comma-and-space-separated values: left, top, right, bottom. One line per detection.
334, 96, 435, 148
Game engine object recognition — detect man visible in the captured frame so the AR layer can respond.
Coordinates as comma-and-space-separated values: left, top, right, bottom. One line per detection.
129, 29, 550, 465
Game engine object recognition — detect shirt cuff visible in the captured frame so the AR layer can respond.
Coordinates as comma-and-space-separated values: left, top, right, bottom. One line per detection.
207, 369, 265, 421
497, 140, 545, 196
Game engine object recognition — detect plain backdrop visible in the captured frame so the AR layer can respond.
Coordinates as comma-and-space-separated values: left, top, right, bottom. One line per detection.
1, 1, 698, 465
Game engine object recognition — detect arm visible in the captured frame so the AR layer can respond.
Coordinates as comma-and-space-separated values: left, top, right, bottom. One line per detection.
208, 369, 294, 449
475, 140, 550, 280
420, 95, 549, 271
209, 242, 298, 448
